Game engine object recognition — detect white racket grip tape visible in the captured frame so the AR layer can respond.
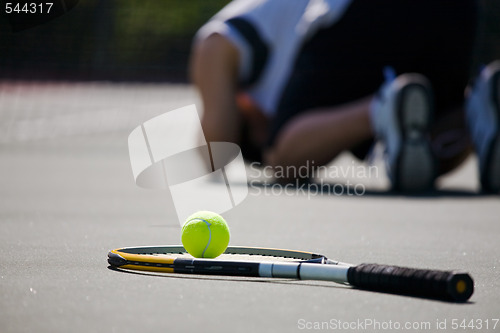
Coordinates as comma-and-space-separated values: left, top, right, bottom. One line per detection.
299, 263, 349, 283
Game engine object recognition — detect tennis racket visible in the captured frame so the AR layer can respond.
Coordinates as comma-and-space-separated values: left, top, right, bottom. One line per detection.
108, 245, 474, 302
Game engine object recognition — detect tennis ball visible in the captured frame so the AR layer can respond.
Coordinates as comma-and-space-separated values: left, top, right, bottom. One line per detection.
181, 211, 230, 258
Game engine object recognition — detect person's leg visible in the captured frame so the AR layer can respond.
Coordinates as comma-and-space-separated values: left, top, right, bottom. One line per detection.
410, 0, 477, 179
431, 107, 473, 176
466, 61, 500, 192
265, 96, 373, 171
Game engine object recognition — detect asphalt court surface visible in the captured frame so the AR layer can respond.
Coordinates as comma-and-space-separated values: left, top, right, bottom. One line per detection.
0, 82, 499, 333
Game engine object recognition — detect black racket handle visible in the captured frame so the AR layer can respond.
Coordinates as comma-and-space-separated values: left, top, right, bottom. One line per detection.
347, 264, 473, 302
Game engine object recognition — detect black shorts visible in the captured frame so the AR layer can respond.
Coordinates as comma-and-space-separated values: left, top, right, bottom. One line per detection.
268, 0, 478, 157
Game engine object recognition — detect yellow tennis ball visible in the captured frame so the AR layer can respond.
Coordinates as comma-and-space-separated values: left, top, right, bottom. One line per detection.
181, 211, 230, 258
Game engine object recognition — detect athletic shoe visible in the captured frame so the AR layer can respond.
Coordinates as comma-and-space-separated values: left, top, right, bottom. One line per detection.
371, 72, 435, 192
466, 61, 500, 193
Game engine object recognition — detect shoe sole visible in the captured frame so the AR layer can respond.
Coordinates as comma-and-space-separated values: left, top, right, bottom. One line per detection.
482, 66, 500, 193
394, 81, 435, 192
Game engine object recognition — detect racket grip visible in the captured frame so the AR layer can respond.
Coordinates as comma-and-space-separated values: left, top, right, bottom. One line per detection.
347, 264, 473, 302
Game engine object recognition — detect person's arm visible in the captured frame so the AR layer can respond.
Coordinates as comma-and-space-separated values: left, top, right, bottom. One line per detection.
190, 33, 241, 144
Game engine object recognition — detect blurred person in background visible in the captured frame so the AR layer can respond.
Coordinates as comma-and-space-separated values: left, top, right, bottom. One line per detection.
190, 0, 499, 192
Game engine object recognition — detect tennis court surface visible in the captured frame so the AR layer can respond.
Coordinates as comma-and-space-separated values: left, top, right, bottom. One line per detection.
1, 82, 499, 333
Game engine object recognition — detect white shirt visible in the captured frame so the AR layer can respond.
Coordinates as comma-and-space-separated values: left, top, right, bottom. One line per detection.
195, 0, 353, 116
